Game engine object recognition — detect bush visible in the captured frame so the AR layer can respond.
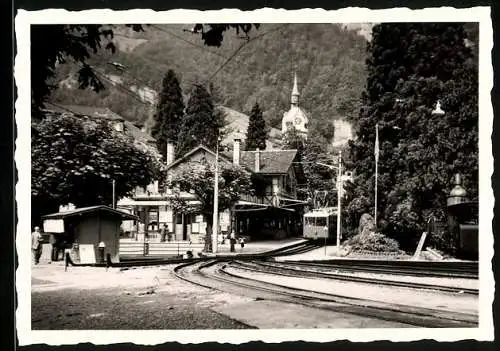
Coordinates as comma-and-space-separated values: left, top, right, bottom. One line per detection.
347, 232, 400, 253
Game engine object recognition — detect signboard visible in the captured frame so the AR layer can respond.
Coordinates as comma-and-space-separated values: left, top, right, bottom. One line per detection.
195, 215, 204, 223
149, 211, 159, 222
191, 223, 199, 233
79, 244, 96, 264
43, 219, 65, 233
159, 210, 169, 223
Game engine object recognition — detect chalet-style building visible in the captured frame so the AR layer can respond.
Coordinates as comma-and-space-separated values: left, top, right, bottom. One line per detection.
118, 139, 307, 242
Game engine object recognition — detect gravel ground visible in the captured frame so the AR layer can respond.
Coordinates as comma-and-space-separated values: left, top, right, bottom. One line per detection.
32, 286, 255, 330
31, 264, 256, 330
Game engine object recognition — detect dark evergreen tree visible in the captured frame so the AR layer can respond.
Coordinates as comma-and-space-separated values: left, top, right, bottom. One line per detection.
245, 103, 267, 150
151, 70, 185, 160
345, 23, 478, 251
176, 84, 223, 156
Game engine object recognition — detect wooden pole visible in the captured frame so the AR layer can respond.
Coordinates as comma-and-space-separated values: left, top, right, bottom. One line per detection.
212, 141, 219, 253
336, 150, 342, 248
374, 124, 379, 229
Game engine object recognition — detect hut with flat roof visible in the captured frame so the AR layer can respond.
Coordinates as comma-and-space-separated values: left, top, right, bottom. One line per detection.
42, 205, 138, 263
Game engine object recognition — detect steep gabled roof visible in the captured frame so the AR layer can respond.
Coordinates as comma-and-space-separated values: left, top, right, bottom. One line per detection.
217, 106, 282, 150
222, 149, 298, 175
165, 145, 236, 171
44, 104, 155, 144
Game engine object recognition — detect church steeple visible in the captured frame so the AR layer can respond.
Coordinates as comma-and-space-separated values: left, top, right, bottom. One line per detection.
291, 71, 299, 106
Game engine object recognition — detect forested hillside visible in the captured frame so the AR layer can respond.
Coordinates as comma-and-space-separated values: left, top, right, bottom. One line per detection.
49, 24, 368, 144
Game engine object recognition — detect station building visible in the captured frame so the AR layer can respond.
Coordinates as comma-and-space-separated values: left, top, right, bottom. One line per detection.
118, 139, 307, 242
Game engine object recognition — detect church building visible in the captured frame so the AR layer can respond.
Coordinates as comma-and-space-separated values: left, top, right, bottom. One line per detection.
281, 72, 309, 139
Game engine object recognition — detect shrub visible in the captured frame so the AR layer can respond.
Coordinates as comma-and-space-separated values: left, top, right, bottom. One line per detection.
347, 232, 400, 252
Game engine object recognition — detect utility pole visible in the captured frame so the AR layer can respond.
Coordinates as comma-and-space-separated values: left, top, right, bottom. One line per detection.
336, 150, 342, 249
212, 139, 220, 254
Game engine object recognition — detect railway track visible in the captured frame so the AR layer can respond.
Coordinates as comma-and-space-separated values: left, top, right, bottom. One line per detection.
173, 260, 478, 328
271, 259, 479, 279
229, 260, 478, 295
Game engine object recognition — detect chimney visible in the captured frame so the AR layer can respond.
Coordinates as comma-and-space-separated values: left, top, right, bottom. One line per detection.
255, 148, 260, 172
233, 138, 241, 165
166, 142, 175, 166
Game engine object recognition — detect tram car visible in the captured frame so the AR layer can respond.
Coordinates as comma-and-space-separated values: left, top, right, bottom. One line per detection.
447, 201, 478, 260
303, 208, 338, 242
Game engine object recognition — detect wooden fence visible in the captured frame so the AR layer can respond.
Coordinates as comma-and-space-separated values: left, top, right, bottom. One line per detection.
119, 241, 205, 258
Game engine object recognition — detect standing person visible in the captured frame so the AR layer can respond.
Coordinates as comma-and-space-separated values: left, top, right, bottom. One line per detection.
31, 227, 43, 265
239, 237, 246, 251
160, 223, 167, 242
166, 225, 172, 242
229, 231, 236, 253
49, 233, 58, 262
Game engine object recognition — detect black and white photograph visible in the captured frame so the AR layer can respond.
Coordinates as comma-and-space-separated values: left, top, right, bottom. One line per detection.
15, 7, 493, 345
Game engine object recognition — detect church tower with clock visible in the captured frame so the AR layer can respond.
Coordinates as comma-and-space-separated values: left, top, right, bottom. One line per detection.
281, 72, 309, 139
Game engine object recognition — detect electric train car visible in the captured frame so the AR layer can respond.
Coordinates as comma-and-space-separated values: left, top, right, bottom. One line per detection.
303, 208, 338, 242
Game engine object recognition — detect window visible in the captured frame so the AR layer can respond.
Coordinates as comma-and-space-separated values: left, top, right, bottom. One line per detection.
306, 217, 327, 227
175, 214, 183, 224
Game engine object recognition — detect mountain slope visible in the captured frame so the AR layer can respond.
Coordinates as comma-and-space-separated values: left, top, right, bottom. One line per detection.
50, 23, 368, 144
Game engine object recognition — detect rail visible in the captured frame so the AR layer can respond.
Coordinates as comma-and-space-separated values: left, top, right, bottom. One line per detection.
172, 260, 478, 328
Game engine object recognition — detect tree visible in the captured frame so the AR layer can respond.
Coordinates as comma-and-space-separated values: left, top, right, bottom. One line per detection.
245, 103, 267, 150
167, 160, 253, 252
176, 84, 224, 156
345, 23, 478, 251
31, 24, 258, 119
282, 127, 336, 207
31, 114, 160, 226
151, 70, 185, 160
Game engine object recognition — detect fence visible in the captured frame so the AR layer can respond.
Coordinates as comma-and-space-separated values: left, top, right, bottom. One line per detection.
119, 241, 205, 258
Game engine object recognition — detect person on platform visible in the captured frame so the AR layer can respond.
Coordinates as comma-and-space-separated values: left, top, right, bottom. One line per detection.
239, 236, 246, 251
166, 225, 172, 242
229, 231, 236, 253
31, 227, 43, 265
49, 234, 58, 262
160, 223, 167, 242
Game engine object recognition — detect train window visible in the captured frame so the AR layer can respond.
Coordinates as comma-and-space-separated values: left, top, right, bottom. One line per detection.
316, 217, 327, 227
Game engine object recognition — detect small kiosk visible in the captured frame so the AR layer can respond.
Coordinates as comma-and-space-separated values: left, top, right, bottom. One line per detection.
42, 205, 138, 263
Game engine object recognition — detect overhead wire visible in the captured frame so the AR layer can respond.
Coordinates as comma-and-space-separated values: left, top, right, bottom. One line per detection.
54, 24, 292, 124
205, 23, 290, 84
149, 24, 231, 61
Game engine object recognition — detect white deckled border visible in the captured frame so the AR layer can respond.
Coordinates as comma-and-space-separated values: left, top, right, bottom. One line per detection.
15, 6, 494, 346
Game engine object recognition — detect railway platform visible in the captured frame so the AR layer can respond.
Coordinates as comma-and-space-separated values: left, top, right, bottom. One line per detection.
204, 237, 307, 257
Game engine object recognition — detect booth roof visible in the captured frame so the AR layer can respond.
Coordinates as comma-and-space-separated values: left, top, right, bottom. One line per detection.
41, 205, 138, 220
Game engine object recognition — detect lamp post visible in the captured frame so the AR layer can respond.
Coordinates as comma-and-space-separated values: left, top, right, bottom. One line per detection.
212, 137, 221, 254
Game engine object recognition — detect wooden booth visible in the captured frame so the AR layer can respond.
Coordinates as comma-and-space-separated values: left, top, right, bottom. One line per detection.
42, 205, 138, 263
